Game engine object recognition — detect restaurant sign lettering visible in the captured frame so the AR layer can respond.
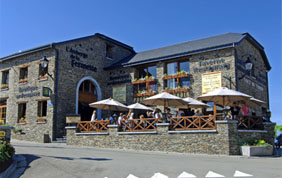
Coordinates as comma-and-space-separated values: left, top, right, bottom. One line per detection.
202, 72, 222, 94
16, 86, 40, 99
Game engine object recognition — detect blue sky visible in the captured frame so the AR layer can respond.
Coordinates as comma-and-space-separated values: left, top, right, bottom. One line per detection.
0, 0, 281, 124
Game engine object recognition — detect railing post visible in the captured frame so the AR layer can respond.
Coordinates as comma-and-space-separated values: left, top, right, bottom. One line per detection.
65, 126, 76, 145
215, 120, 239, 155
108, 125, 119, 136
263, 122, 276, 145
156, 123, 169, 135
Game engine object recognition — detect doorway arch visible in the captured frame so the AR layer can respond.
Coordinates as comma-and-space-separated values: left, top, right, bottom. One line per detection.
76, 76, 102, 120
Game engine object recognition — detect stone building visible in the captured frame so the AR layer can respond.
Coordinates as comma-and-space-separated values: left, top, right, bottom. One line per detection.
0, 32, 271, 142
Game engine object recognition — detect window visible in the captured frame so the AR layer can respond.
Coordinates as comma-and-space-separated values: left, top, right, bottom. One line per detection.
165, 61, 190, 89
19, 67, 28, 82
79, 80, 97, 94
39, 64, 48, 78
137, 65, 157, 92
1, 70, 9, 89
106, 44, 113, 59
38, 101, 47, 117
0, 100, 7, 125
18, 103, 26, 122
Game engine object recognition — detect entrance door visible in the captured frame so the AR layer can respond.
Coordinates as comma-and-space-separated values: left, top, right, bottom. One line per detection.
78, 80, 97, 121
0, 100, 7, 125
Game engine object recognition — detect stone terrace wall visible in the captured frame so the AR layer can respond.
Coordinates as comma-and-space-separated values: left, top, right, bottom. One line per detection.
65, 121, 275, 155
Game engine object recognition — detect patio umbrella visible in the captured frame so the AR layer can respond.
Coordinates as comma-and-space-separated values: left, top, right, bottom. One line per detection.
198, 87, 252, 106
178, 97, 209, 108
151, 173, 168, 178
142, 92, 188, 108
127, 103, 153, 111
243, 97, 265, 107
89, 98, 128, 111
177, 171, 197, 178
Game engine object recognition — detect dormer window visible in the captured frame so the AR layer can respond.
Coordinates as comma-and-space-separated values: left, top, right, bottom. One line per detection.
106, 44, 113, 59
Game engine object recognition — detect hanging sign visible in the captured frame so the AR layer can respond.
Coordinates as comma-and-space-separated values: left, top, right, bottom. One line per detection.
42, 87, 52, 97
202, 72, 222, 94
0, 131, 5, 137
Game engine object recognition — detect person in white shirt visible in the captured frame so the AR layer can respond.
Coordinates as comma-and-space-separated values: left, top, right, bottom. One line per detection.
90, 110, 96, 121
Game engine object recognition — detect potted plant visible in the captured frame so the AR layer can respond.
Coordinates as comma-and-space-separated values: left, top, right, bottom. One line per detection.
19, 117, 26, 124
239, 139, 273, 156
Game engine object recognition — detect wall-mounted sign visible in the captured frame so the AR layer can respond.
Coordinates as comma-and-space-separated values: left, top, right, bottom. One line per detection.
16, 86, 40, 99
113, 85, 126, 103
194, 58, 230, 73
66, 46, 88, 59
42, 87, 52, 97
71, 60, 97, 72
107, 70, 131, 85
202, 72, 222, 94
0, 131, 5, 137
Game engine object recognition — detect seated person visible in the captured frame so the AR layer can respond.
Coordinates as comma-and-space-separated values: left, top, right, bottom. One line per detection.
194, 110, 203, 116
105, 114, 114, 124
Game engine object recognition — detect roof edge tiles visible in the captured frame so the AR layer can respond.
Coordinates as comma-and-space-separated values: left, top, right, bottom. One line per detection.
0, 33, 134, 62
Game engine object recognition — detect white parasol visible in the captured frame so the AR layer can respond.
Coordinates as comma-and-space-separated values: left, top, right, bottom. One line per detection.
89, 98, 128, 111
127, 103, 153, 111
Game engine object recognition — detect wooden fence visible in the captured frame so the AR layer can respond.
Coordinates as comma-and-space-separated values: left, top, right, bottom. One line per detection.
120, 118, 160, 132
170, 115, 216, 130
235, 116, 264, 130
77, 120, 110, 133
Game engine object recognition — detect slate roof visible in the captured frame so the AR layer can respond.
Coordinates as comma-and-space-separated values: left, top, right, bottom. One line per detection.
123, 32, 271, 70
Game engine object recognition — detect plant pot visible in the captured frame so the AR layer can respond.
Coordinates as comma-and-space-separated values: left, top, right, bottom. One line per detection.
240, 146, 273, 156
18, 121, 26, 125
37, 119, 47, 124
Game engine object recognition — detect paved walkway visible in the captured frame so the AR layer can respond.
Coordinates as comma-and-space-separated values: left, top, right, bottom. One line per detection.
11, 140, 282, 178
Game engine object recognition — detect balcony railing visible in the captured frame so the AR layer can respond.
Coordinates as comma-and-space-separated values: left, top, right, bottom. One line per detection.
235, 116, 264, 130
120, 118, 160, 132
170, 115, 216, 130
77, 120, 110, 133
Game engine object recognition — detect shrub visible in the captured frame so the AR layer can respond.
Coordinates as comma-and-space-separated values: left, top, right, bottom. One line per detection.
0, 140, 15, 173
238, 137, 271, 147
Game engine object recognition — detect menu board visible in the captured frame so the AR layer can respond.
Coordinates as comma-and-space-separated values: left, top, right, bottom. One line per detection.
113, 85, 126, 103
202, 72, 222, 94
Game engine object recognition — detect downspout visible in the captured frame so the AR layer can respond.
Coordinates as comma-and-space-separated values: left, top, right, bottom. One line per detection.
233, 43, 239, 91
51, 44, 59, 141
266, 70, 270, 109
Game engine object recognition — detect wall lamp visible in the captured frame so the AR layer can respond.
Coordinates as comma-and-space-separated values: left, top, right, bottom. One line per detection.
40, 56, 54, 80
239, 58, 253, 80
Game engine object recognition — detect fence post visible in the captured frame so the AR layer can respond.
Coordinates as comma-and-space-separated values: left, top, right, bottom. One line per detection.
215, 120, 239, 155
108, 125, 119, 137
263, 122, 276, 145
156, 123, 169, 135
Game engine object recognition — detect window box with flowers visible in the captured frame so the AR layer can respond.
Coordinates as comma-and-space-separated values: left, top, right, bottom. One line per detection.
1, 84, 8, 90
132, 76, 156, 85
36, 117, 47, 124
18, 79, 28, 84
18, 117, 26, 125
163, 86, 189, 94
163, 70, 189, 80
133, 90, 157, 98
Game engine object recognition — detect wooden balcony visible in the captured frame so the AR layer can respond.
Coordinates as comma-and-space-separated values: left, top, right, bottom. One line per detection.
132, 78, 156, 85
133, 92, 156, 98
163, 88, 189, 94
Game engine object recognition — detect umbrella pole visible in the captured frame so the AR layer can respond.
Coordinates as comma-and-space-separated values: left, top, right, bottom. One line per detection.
213, 104, 217, 116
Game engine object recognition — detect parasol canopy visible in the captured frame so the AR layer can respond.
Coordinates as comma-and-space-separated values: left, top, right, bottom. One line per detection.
198, 87, 252, 106
127, 103, 153, 111
142, 92, 188, 107
89, 98, 128, 111
179, 97, 209, 108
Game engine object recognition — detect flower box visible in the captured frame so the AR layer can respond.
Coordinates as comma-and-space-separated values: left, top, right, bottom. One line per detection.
39, 75, 48, 81
163, 88, 189, 93
18, 121, 26, 125
36, 119, 47, 124
18, 79, 28, 84
1, 85, 9, 90
145, 78, 156, 83
133, 92, 156, 98
132, 80, 146, 84
240, 146, 273, 156
163, 73, 189, 80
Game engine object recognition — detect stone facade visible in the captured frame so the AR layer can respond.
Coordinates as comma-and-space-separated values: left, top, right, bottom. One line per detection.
65, 121, 274, 155
0, 33, 272, 145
